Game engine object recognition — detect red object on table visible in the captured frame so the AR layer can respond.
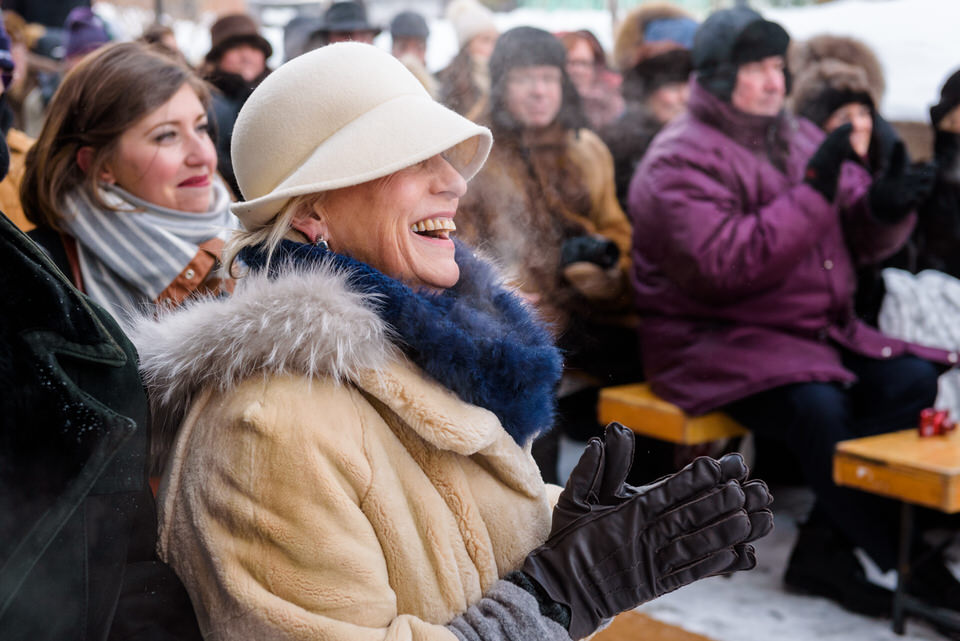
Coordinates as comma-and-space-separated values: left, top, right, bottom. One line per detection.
918, 408, 955, 437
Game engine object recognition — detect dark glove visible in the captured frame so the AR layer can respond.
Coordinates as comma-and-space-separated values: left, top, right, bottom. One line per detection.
560, 235, 620, 269
804, 123, 858, 202
521, 423, 773, 640
869, 141, 937, 223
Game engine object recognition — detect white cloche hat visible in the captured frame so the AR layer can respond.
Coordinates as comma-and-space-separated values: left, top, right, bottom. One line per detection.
230, 42, 493, 229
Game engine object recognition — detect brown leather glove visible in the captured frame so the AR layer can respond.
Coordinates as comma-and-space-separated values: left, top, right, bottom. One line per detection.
521, 423, 773, 640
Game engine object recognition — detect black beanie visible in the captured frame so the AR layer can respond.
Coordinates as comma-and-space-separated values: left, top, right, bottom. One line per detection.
488, 26, 586, 133
489, 26, 567, 85
931, 68, 960, 128
692, 7, 789, 102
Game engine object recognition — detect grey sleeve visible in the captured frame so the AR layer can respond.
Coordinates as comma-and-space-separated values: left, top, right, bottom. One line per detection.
446, 579, 572, 641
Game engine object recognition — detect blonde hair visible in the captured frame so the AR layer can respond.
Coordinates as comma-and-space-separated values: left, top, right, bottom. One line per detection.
223, 193, 326, 277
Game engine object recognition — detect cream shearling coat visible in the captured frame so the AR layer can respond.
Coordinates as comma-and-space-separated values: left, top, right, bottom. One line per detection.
132, 263, 556, 641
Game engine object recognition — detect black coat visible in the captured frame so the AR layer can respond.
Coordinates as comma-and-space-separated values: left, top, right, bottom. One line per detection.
0, 213, 201, 640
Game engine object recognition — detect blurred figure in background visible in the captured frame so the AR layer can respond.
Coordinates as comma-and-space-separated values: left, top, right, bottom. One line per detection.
457, 27, 636, 483
390, 9, 436, 97
138, 22, 190, 67
789, 34, 923, 325
0, 11, 32, 233
438, 0, 498, 117
22, 42, 236, 322
558, 30, 623, 131
313, 1, 380, 45
62, 5, 108, 72
603, 2, 697, 209
390, 9, 428, 66
201, 13, 272, 197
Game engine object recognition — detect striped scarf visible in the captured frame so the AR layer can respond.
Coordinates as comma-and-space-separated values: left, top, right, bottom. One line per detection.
59, 182, 237, 322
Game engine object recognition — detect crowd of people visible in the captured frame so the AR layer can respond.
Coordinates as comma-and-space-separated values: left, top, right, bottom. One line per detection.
4, 0, 960, 639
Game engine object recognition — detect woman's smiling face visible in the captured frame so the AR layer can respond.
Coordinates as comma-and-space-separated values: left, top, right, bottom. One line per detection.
307, 154, 468, 291
100, 84, 217, 212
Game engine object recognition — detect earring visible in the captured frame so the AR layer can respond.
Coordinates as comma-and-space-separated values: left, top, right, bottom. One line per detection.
313, 235, 329, 251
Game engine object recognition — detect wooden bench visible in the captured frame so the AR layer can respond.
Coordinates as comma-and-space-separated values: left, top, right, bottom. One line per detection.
598, 383, 748, 444
834, 428, 960, 635
592, 610, 717, 641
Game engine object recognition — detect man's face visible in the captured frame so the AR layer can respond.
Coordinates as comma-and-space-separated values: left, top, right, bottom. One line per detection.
392, 36, 427, 65
731, 55, 786, 117
504, 65, 564, 129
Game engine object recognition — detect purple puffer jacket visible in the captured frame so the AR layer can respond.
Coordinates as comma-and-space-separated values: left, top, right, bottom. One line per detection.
627, 82, 957, 415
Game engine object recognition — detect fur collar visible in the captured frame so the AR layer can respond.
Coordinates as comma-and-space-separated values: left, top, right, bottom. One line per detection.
241, 241, 563, 445
131, 242, 562, 466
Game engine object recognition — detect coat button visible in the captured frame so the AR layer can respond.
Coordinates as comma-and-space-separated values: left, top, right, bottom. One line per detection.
881, 346, 893, 358
823, 259, 834, 270
184, 268, 196, 280
949, 352, 958, 364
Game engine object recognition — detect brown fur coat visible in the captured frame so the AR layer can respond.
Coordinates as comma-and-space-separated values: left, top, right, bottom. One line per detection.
457, 123, 632, 334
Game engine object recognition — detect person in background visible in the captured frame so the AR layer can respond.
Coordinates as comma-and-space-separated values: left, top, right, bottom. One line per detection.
789, 34, 925, 325
21, 42, 235, 323
200, 13, 272, 197
602, 2, 697, 209
628, 6, 953, 618
558, 30, 622, 131
456, 27, 636, 484
391, 9, 429, 66
437, 0, 498, 117
4, 9, 53, 137
312, 1, 380, 46
139, 22, 190, 68
62, 5, 108, 71
390, 9, 436, 97
0, 0, 87, 30
0, 12, 30, 232
128, 42, 773, 641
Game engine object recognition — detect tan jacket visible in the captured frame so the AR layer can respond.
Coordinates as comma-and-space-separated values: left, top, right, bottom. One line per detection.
133, 264, 555, 641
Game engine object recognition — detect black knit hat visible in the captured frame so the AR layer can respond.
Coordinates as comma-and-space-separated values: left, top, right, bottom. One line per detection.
390, 11, 429, 40
487, 26, 586, 133
489, 26, 567, 83
692, 7, 789, 102
931, 68, 960, 128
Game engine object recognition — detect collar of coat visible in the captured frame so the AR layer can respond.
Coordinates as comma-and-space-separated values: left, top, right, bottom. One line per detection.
688, 80, 796, 170
131, 240, 562, 464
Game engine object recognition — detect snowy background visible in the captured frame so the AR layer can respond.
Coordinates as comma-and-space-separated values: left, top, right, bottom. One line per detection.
96, 0, 960, 122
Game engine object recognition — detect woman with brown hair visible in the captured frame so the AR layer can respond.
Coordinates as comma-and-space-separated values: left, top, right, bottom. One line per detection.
22, 41, 236, 322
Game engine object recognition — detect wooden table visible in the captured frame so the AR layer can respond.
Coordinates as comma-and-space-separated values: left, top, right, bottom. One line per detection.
834, 428, 960, 634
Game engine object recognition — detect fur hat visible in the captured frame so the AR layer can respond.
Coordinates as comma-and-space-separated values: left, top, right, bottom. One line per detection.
613, 2, 697, 72
790, 59, 875, 128
692, 7, 789, 102
931, 68, 960, 128
446, 0, 497, 50
788, 34, 885, 102
230, 43, 492, 229
205, 13, 272, 64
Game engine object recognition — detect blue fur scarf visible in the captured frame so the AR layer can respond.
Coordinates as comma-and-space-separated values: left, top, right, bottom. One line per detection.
240, 240, 563, 445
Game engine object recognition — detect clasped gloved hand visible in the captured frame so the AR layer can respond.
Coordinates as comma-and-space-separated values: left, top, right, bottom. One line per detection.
869, 141, 937, 223
804, 123, 859, 202
521, 423, 773, 640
